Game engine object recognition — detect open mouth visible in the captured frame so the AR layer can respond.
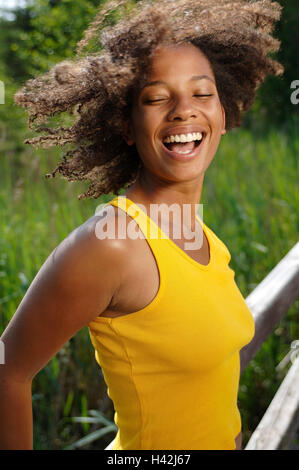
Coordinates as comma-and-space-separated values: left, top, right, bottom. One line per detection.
163, 138, 202, 153
162, 134, 204, 157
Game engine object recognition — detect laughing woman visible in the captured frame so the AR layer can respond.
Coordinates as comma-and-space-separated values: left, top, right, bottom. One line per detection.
0, 0, 283, 450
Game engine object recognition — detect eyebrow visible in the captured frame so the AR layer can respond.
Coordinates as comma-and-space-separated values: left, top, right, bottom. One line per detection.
142, 75, 216, 89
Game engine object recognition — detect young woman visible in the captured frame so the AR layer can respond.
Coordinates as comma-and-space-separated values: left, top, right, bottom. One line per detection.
0, 0, 283, 450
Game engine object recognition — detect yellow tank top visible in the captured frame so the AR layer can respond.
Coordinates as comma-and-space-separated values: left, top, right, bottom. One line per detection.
88, 196, 255, 450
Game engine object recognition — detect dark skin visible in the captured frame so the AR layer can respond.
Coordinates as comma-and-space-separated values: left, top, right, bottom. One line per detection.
123, 43, 241, 450
123, 43, 226, 231
0, 43, 242, 450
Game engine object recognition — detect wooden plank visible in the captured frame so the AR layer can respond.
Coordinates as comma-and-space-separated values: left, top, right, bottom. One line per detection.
240, 242, 299, 373
244, 354, 299, 450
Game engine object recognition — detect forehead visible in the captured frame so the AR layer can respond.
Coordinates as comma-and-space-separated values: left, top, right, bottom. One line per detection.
147, 43, 214, 81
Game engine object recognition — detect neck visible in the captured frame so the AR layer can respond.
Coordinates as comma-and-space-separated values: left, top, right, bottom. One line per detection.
123, 168, 205, 233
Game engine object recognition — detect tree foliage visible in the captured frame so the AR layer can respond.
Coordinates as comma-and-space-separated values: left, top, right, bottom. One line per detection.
244, 0, 299, 128
0, 0, 298, 127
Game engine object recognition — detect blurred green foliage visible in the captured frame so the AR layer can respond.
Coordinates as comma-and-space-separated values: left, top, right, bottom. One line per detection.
0, 0, 99, 80
0, 0, 298, 125
242, 0, 299, 130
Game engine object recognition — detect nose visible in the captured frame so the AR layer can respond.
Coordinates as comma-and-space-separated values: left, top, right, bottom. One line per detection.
167, 95, 198, 121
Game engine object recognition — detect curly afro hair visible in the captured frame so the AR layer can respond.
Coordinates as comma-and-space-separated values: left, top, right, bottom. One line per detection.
14, 0, 284, 200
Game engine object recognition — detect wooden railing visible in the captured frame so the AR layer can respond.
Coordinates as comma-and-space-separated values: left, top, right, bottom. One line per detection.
241, 241, 299, 450
240, 242, 299, 374
244, 354, 299, 450
105, 242, 299, 450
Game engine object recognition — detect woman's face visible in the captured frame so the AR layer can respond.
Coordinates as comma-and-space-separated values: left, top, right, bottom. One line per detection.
124, 43, 226, 184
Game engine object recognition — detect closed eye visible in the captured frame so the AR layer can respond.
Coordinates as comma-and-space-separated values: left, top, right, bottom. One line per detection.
145, 99, 166, 103
145, 94, 214, 104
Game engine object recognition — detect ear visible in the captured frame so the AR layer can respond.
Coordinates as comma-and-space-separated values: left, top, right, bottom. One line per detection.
221, 105, 226, 135
122, 120, 135, 146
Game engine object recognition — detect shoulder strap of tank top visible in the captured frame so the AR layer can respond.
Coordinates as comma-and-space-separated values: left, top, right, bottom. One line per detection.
102, 195, 168, 241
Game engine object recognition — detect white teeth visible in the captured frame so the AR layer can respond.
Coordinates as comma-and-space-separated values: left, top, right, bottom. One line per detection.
163, 132, 203, 143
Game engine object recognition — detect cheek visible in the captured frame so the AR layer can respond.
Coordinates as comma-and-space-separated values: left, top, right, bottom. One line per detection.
204, 97, 224, 127
132, 111, 156, 145
213, 102, 225, 129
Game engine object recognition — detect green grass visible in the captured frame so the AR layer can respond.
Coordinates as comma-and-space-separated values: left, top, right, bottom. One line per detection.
0, 123, 298, 449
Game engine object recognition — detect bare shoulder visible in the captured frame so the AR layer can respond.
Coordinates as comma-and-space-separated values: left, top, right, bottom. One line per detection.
38, 207, 126, 293
88, 202, 141, 251
43, 204, 135, 311
0, 205, 132, 382
56, 204, 131, 266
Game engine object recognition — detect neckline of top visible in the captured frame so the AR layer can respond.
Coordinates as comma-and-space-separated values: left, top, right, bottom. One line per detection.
113, 196, 214, 271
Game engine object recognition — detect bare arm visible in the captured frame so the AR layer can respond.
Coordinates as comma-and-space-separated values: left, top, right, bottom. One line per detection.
0, 211, 127, 449
235, 430, 242, 450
